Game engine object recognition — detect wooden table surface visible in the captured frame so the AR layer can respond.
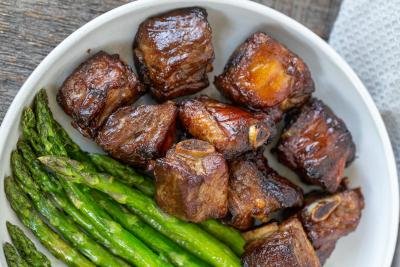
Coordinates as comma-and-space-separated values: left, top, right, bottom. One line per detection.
0, 0, 342, 122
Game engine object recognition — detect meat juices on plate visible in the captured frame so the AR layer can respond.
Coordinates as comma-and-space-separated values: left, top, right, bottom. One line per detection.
228, 150, 303, 230
277, 98, 356, 192
179, 96, 275, 159
96, 102, 177, 168
154, 139, 228, 223
133, 7, 214, 101
215, 32, 314, 121
299, 188, 364, 264
242, 218, 321, 267
57, 51, 145, 138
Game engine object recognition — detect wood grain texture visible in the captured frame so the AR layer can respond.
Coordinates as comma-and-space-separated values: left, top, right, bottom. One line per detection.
0, 0, 342, 122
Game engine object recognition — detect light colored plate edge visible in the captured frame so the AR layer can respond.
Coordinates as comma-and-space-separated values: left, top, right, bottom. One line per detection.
0, 0, 397, 265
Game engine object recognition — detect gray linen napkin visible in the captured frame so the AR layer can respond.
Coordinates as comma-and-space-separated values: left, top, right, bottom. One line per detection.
329, 0, 400, 265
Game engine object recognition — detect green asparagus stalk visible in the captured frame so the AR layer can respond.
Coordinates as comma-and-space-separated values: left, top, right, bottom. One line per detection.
89, 153, 155, 196
56, 123, 94, 166
199, 220, 245, 256
34, 89, 97, 170
3, 242, 29, 267
34, 89, 68, 157
17, 141, 129, 266
58, 171, 171, 267
21, 107, 43, 155
11, 150, 127, 267
41, 156, 241, 267
6, 222, 50, 267
4, 176, 95, 267
17, 140, 62, 194
92, 190, 208, 267
33, 91, 166, 267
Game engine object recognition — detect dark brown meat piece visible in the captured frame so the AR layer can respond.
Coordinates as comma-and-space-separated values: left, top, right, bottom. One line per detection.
299, 188, 364, 264
215, 32, 314, 121
277, 99, 356, 192
96, 102, 177, 168
179, 96, 275, 159
57, 51, 145, 138
228, 151, 303, 230
154, 139, 228, 222
242, 218, 321, 267
133, 7, 214, 101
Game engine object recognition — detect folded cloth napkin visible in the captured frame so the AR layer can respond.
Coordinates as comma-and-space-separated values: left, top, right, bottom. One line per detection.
329, 0, 400, 265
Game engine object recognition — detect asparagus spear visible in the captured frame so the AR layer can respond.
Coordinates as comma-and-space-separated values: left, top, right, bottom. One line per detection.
3, 242, 29, 267
21, 107, 43, 155
17, 141, 129, 265
34, 89, 68, 157
41, 156, 241, 267
58, 170, 171, 267
4, 176, 95, 267
33, 92, 166, 267
11, 151, 126, 267
17, 140, 62, 194
92, 190, 208, 267
33, 89, 98, 170
89, 153, 155, 196
35, 89, 244, 255
6, 222, 50, 267
199, 220, 245, 256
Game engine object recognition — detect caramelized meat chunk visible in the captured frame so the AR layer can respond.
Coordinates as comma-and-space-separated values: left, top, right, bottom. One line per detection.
179, 96, 275, 159
242, 218, 321, 267
228, 151, 303, 230
57, 51, 144, 137
277, 99, 356, 192
215, 32, 314, 120
133, 7, 214, 101
154, 139, 228, 222
96, 102, 177, 168
299, 188, 364, 264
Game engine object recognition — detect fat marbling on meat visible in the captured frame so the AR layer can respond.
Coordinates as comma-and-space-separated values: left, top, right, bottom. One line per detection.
215, 32, 314, 121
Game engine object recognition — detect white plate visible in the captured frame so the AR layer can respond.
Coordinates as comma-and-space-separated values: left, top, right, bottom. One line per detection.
0, 0, 398, 266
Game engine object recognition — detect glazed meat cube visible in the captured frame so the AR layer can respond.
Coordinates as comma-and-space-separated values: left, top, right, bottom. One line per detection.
276, 99, 356, 192
215, 32, 314, 121
154, 139, 228, 222
242, 218, 321, 267
299, 188, 364, 264
96, 102, 177, 168
133, 7, 214, 101
57, 51, 145, 138
228, 151, 303, 230
179, 96, 275, 159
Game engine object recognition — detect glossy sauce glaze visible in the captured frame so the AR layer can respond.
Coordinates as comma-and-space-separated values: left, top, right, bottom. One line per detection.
215, 32, 314, 121
96, 101, 177, 169
179, 96, 275, 159
57, 51, 144, 138
133, 7, 214, 101
277, 99, 356, 192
